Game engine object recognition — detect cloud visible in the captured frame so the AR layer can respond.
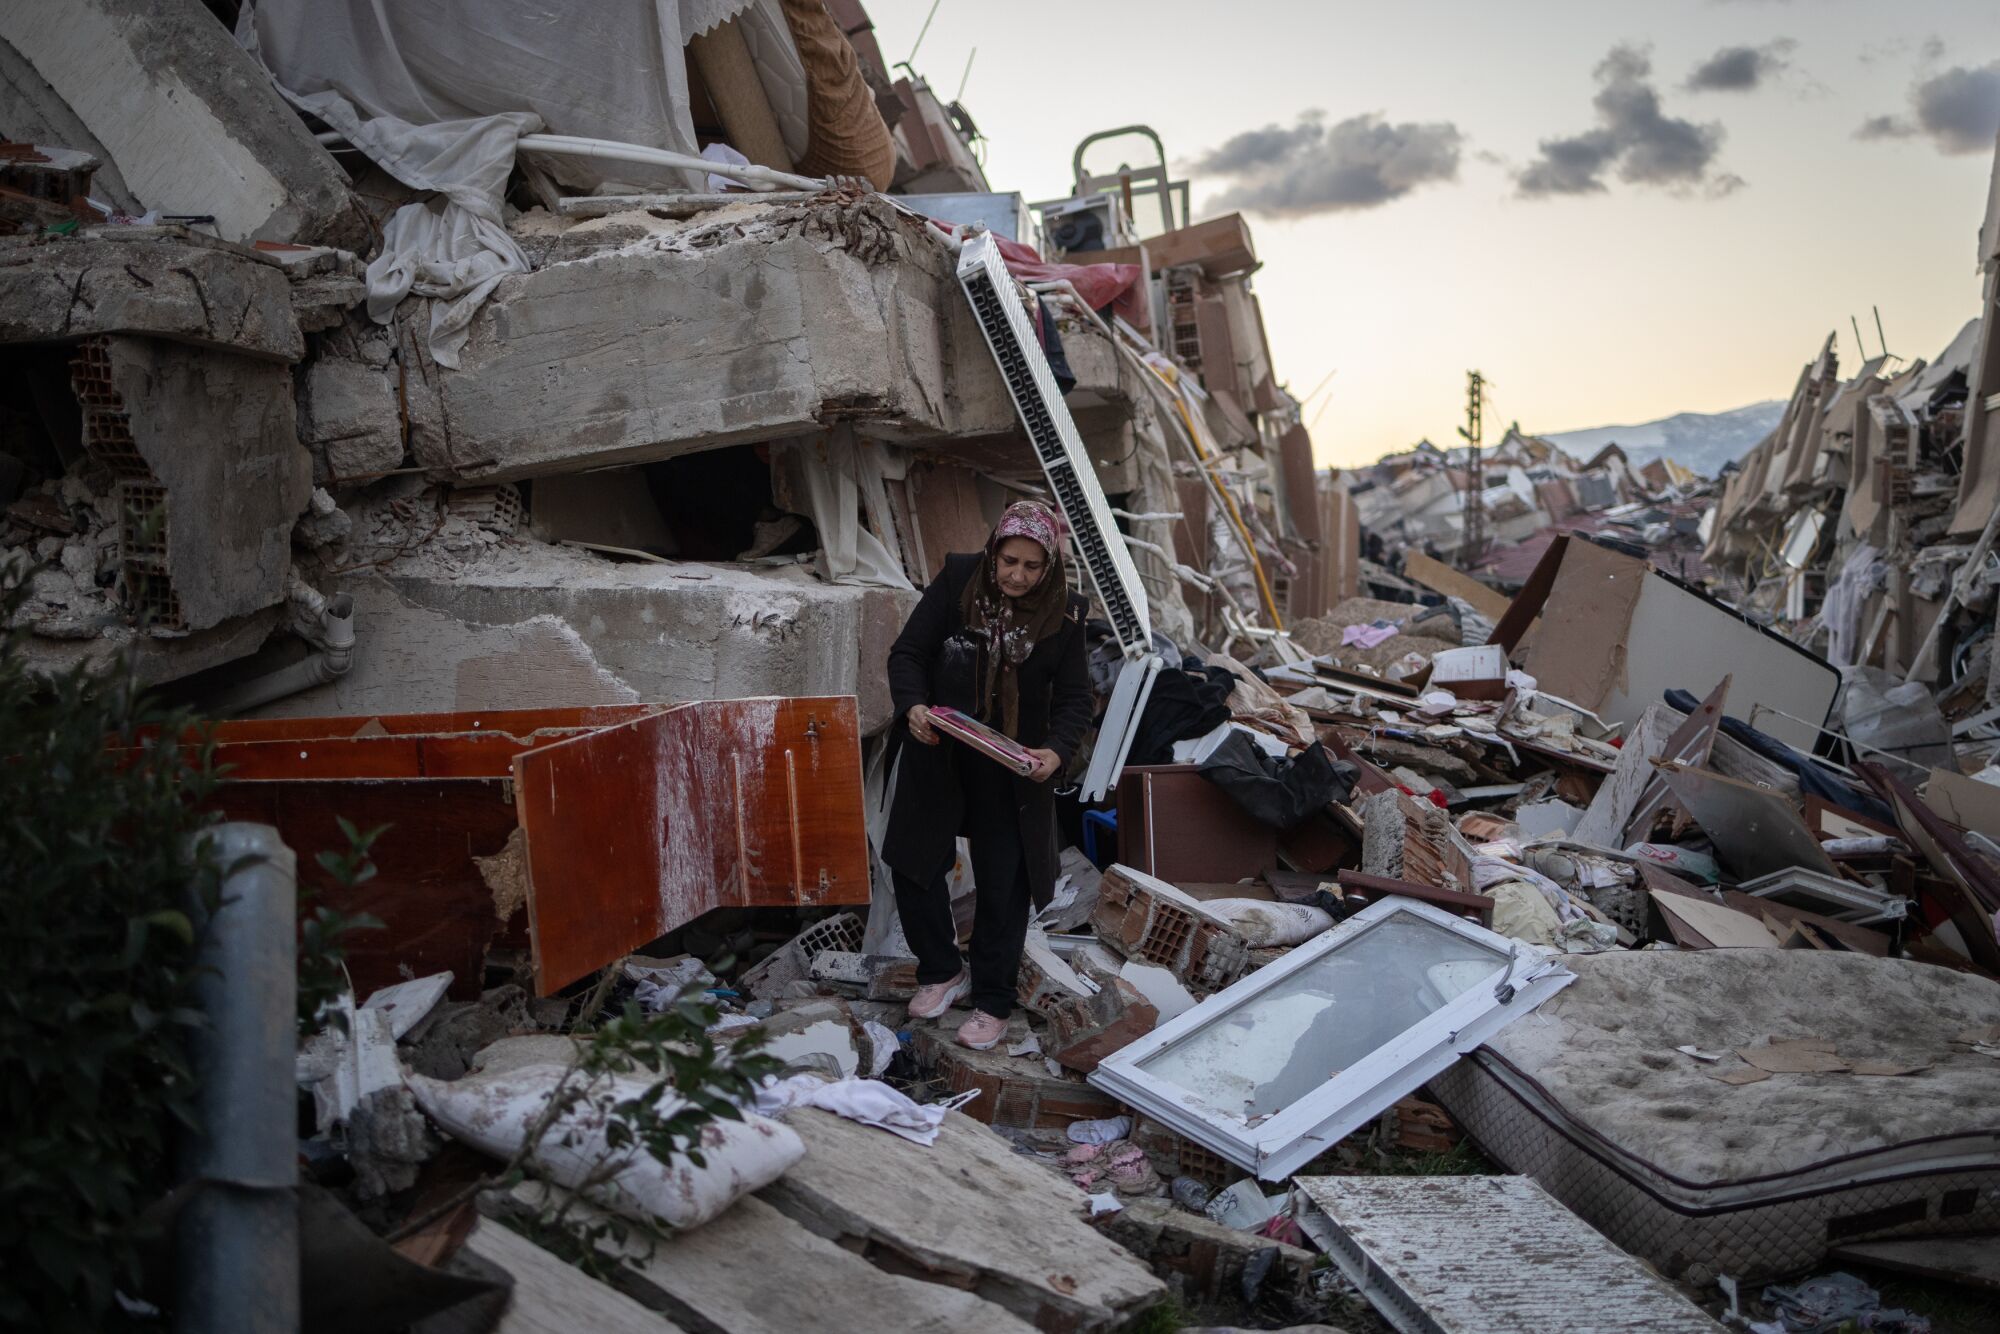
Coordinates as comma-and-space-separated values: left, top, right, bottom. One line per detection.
1193, 112, 1463, 217
1685, 41, 1795, 92
1856, 60, 2000, 154
1517, 46, 1738, 198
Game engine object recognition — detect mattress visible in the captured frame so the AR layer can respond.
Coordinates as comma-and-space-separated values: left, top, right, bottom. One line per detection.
1429, 950, 2000, 1283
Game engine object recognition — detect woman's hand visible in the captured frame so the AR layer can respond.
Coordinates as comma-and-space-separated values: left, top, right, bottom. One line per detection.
1027, 748, 1062, 782
907, 704, 940, 745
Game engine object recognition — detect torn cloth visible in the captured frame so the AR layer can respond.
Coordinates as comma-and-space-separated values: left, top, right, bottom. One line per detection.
756, 1074, 977, 1146
237, 0, 799, 366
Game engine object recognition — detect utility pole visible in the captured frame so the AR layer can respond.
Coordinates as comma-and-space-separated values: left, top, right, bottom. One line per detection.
1457, 370, 1485, 565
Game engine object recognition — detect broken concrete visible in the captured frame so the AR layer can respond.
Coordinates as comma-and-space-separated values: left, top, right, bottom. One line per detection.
0, 232, 305, 361
409, 198, 1138, 483
90, 334, 312, 630
761, 1106, 1167, 1331
0, 0, 366, 249
298, 356, 404, 484
520, 1187, 1040, 1334
1100, 1197, 1318, 1315
256, 561, 911, 734
911, 1023, 1125, 1136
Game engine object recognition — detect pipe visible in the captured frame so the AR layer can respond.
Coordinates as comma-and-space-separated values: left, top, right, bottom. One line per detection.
312, 129, 829, 193
178, 823, 298, 1334
517, 134, 827, 193
205, 593, 355, 717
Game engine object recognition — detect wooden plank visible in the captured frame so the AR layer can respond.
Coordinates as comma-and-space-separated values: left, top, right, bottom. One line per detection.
1650, 890, 1782, 949
1403, 551, 1512, 624
514, 697, 869, 994
1335, 869, 1494, 925
1720, 891, 1890, 956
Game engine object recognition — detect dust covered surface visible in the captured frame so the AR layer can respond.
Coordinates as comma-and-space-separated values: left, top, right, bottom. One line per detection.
1480, 949, 2000, 1183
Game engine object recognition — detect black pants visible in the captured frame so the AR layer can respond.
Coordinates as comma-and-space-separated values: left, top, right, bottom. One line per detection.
891, 756, 1032, 1019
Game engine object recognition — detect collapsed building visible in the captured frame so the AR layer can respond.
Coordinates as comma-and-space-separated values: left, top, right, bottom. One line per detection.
1341, 420, 1709, 594
1, 0, 1360, 739
1702, 143, 2000, 724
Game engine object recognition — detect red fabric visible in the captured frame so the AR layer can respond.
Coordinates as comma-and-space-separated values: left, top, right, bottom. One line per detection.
931, 220, 1148, 327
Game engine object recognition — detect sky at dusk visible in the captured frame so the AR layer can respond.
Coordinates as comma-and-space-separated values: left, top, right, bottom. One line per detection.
866, 0, 2000, 466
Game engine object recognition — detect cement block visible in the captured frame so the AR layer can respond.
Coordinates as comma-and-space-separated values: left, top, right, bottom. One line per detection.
761, 1106, 1167, 1331
0, 0, 366, 249
103, 335, 312, 630
298, 356, 403, 483
0, 233, 304, 361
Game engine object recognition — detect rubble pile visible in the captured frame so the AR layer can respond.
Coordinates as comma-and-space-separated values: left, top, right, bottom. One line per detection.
8, 2, 2000, 1332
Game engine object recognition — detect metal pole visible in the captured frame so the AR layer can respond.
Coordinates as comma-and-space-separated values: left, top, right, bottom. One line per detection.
178, 823, 299, 1334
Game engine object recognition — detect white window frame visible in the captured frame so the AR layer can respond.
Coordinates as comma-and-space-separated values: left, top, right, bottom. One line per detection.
1088, 896, 1575, 1181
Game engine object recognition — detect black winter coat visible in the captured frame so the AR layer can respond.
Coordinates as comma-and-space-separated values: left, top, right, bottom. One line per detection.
880, 553, 1093, 907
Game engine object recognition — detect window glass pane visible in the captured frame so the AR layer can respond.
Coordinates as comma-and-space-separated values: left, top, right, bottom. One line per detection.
1133, 914, 1508, 1122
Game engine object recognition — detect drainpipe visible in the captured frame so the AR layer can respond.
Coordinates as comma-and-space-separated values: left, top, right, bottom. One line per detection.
178, 823, 298, 1334
205, 593, 355, 718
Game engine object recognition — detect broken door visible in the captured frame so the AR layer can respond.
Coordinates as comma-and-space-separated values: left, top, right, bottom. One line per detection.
513, 696, 868, 994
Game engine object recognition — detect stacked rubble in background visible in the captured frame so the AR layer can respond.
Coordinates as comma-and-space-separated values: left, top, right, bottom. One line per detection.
1698, 134, 2000, 776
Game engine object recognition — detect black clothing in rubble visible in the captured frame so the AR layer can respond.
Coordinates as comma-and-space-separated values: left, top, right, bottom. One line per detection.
1198, 731, 1356, 830
881, 552, 1093, 1017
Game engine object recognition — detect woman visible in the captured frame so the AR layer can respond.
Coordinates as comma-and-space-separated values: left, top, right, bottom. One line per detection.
881, 500, 1094, 1050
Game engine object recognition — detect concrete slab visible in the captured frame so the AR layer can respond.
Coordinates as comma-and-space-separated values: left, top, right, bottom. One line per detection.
410, 197, 1138, 484
255, 562, 913, 735
521, 1189, 1038, 1334
0, 0, 366, 249
759, 1106, 1166, 1332
0, 233, 304, 361
457, 1219, 686, 1334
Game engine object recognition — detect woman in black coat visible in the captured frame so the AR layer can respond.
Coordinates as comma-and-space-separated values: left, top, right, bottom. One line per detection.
880, 500, 1093, 1051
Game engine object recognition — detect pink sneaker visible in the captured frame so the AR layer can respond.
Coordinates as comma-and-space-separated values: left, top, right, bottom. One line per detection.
956, 1009, 1009, 1051
907, 969, 969, 1021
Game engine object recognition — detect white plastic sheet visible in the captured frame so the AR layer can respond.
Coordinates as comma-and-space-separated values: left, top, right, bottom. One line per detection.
237, 0, 807, 366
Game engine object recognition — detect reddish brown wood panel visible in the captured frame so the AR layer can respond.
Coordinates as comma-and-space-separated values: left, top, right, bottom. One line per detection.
1115, 764, 1278, 883
513, 697, 869, 995
215, 780, 524, 1000
201, 704, 664, 745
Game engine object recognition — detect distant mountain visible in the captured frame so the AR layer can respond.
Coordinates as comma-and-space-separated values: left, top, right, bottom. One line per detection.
1543, 400, 1785, 479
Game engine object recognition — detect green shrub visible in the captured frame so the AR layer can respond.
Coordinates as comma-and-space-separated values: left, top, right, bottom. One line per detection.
0, 582, 222, 1330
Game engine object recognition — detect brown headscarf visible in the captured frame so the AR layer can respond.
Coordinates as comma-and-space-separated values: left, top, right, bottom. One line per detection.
961, 500, 1070, 738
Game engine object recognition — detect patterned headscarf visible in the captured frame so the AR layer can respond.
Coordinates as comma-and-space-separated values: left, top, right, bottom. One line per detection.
961, 500, 1070, 738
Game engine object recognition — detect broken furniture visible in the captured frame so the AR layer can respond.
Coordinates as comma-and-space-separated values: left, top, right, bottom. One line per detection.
191, 699, 868, 998
1090, 896, 1573, 1180
1492, 533, 1840, 755
1114, 763, 1279, 881
1429, 948, 2000, 1283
